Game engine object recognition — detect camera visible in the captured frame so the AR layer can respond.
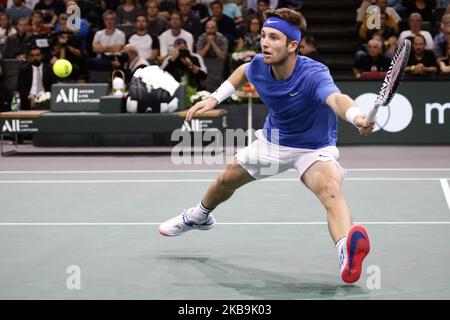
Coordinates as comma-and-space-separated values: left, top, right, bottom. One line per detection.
179, 48, 191, 58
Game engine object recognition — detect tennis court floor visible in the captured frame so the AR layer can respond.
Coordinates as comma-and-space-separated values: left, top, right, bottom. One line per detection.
1, 165, 449, 299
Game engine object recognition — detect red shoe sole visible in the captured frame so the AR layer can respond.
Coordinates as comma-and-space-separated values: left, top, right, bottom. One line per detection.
341, 225, 370, 284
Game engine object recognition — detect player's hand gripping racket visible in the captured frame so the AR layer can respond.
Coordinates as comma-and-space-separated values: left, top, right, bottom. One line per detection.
366, 39, 411, 126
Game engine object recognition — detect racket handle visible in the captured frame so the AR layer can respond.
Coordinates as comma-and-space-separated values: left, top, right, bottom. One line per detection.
366, 105, 379, 125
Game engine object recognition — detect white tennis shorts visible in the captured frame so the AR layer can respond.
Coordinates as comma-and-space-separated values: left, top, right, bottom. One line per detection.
235, 129, 345, 180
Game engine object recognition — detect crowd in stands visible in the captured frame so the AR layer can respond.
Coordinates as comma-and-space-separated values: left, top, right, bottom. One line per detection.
354, 0, 450, 79
0, 0, 449, 112
0, 0, 306, 111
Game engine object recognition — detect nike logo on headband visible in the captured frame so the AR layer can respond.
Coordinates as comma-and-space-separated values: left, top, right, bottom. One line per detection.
266, 20, 278, 24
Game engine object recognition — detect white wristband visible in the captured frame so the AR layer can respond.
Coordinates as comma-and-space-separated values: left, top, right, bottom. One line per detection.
210, 80, 236, 104
345, 106, 363, 125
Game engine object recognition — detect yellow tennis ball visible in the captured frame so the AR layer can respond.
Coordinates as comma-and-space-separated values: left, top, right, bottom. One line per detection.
53, 59, 73, 78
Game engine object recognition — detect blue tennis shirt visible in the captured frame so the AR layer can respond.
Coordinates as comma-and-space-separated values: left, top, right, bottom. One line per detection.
245, 54, 341, 149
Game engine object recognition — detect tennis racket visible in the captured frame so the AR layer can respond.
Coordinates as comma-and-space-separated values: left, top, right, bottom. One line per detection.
366, 39, 411, 125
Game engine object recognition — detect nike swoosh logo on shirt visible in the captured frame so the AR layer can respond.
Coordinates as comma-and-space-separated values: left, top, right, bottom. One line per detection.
290, 92, 299, 96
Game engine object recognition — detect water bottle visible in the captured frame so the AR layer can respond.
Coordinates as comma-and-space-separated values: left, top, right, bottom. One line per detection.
11, 93, 18, 112
15, 92, 21, 111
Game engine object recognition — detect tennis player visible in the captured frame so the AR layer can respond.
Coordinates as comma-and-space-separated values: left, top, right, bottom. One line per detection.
160, 8, 375, 284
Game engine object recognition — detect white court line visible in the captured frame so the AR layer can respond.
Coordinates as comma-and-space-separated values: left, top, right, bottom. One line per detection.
0, 168, 450, 174
0, 221, 449, 226
0, 178, 448, 183
440, 179, 450, 212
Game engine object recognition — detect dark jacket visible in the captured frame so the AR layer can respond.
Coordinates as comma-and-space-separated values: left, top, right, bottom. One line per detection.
162, 54, 207, 90
3, 33, 32, 59
17, 62, 54, 110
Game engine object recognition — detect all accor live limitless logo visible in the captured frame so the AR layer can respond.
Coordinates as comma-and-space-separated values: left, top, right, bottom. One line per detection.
56, 88, 79, 103
1, 120, 20, 132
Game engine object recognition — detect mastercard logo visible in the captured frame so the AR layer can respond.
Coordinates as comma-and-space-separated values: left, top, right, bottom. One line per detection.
354, 93, 413, 133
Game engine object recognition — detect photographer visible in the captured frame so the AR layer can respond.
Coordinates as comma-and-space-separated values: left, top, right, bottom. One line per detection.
50, 15, 84, 80
161, 38, 207, 90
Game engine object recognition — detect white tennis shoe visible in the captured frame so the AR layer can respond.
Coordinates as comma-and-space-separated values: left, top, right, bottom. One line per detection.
159, 208, 216, 237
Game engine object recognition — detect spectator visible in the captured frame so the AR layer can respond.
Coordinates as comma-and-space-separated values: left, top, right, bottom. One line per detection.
387, 0, 406, 15
353, 38, 391, 78
159, 11, 194, 61
33, 0, 65, 27
0, 59, 13, 112
54, 2, 90, 51
358, 0, 400, 40
28, 10, 50, 34
6, 0, 40, 9
404, 0, 435, 22
243, 0, 270, 24
6, 0, 33, 26
235, 16, 261, 52
50, 14, 84, 80
365, 11, 398, 43
60, 1, 90, 37
433, 13, 450, 57
398, 12, 434, 50
89, 10, 126, 71
3, 17, 31, 61
371, 33, 398, 57
0, 12, 17, 50
123, 43, 149, 76
69, 0, 99, 29
17, 46, 54, 109
116, 0, 143, 25
146, 0, 169, 37
99, 0, 121, 11
438, 41, 450, 73
151, 0, 177, 20
377, 0, 402, 23
161, 37, 207, 90
209, 1, 237, 52
244, 0, 277, 12
191, 0, 210, 23
364, 11, 398, 57
405, 34, 438, 76
178, 0, 203, 41
218, 0, 244, 25
128, 13, 160, 62
196, 19, 227, 91
299, 35, 326, 64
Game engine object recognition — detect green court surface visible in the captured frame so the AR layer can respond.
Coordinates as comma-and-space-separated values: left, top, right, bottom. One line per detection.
0, 169, 449, 299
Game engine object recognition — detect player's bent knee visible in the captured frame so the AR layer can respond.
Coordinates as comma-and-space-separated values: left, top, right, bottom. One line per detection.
319, 179, 342, 201
217, 164, 249, 190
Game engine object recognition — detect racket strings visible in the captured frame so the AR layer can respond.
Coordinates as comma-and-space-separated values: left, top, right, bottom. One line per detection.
375, 40, 411, 107
375, 104, 391, 129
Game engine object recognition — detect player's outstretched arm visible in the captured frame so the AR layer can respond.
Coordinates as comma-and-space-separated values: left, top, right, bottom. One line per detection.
326, 92, 375, 136
185, 62, 250, 121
